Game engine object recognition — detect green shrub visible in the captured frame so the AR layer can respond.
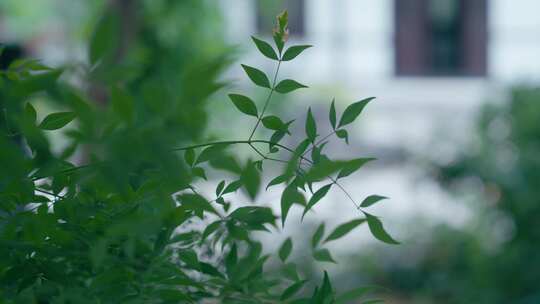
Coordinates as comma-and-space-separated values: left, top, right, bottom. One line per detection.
0, 9, 396, 303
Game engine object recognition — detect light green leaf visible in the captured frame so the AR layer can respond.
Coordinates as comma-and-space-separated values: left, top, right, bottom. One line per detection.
281, 280, 308, 301
89, 12, 119, 65
364, 212, 399, 244
282, 45, 312, 61
312, 223, 325, 248
279, 238, 293, 262
251, 36, 278, 60
305, 107, 317, 142
241, 64, 270, 88
302, 184, 332, 221
228, 94, 258, 117
275, 79, 307, 94
324, 218, 366, 243
39, 112, 76, 130
313, 248, 336, 263
338, 97, 375, 127
360, 195, 388, 208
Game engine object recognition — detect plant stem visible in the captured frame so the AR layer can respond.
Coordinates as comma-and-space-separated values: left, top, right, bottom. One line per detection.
248, 59, 282, 140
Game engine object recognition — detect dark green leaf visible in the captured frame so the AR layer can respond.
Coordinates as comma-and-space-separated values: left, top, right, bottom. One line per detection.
281, 183, 304, 227
196, 144, 229, 165
302, 184, 332, 221
360, 195, 388, 208
336, 129, 349, 144
338, 97, 375, 128
324, 219, 366, 243
275, 79, 307, 94
25, 103, 37, 124
215, 180, 226, 196
111, 86, 134, 123
39, 112, 76, 130
251, 36, 278, 60
312, 223, 325, 248
89, 12, 119, 65
241, 161, 261, 199
337, 158, 375, 179
281, 280, 308, 301
202, 220, 222, 241
192, 167, 207, 180
262, 115, 285, 131
228, 94, 258, 117
223, 180, 242, 194
329, 98, 337, 129
282, 45, 312, 61
184, 149, 195, 166
200, 262, 224, 279
282, 263, 300, 281
364, 212, 399, 244
279, 238, 293, 262
306, 107, 317, 142
267, 173, 289, 190
313, 248, 336, 263
241, 64, 270, 88
335, 287, 373, 304
312, 271, 334, 303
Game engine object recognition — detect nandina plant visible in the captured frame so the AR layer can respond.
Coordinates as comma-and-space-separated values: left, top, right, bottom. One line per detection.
0, 10, 397, 303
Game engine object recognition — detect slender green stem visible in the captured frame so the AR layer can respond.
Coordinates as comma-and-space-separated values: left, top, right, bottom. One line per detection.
248, 59, 282, 140
302, 130, 337, 157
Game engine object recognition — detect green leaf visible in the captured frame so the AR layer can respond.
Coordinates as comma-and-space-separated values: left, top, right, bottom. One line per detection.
241, 64, 270, 88
282, 263, 300, 281
25, 103, 37, 124
223, 180, 242, 194
336, 129, 349, 144
275, 79, 307, 94
200, 262, 225, 279
202, 220, 222, 241
337, 158, 375, 179
281, 183, 304, 227
192, 167, 207, 180
281, 280, 308, 301
216, 180, 226, 196
251, 36, 278, 60
196, 144, 229, 165
282, 45, 312, 61
335, 287, 374, 304
279, 238, 293, 262
39, 112, 76, 130
111, 86, 134, 123
267, 173, 290, 190
184, 149, 195, 166
364, 212, 399, 244
360, 195, 388, 208
89, 12, 119, 65
305, 107, 317, 142
329, 98, 337, 130
262, 115, 285, 131
228, 94, 258, 117
302, 184, 332, 221
312, 223, 325, 248
313, 248, 336, 263
312, 271, 335, 303
178, 193, 218, 218
241, 161, 261, 199
324, 218, 366, 243
338, 97, 375, 128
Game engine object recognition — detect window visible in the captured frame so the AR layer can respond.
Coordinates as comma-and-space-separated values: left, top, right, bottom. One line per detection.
256, 0, 305, 36
395, 0, 487, 76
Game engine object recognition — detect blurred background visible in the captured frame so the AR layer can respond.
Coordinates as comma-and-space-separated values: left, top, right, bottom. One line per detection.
2, 0, 539, 303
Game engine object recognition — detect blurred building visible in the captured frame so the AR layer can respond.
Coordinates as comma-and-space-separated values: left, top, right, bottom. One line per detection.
220, 0, 540, 237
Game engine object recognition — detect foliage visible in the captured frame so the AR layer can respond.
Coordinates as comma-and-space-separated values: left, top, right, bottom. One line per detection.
0, 7, 397, 303
361, 87, 540, 304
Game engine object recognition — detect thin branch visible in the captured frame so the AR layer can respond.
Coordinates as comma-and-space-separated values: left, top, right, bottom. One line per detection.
248, 59, 282, 140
